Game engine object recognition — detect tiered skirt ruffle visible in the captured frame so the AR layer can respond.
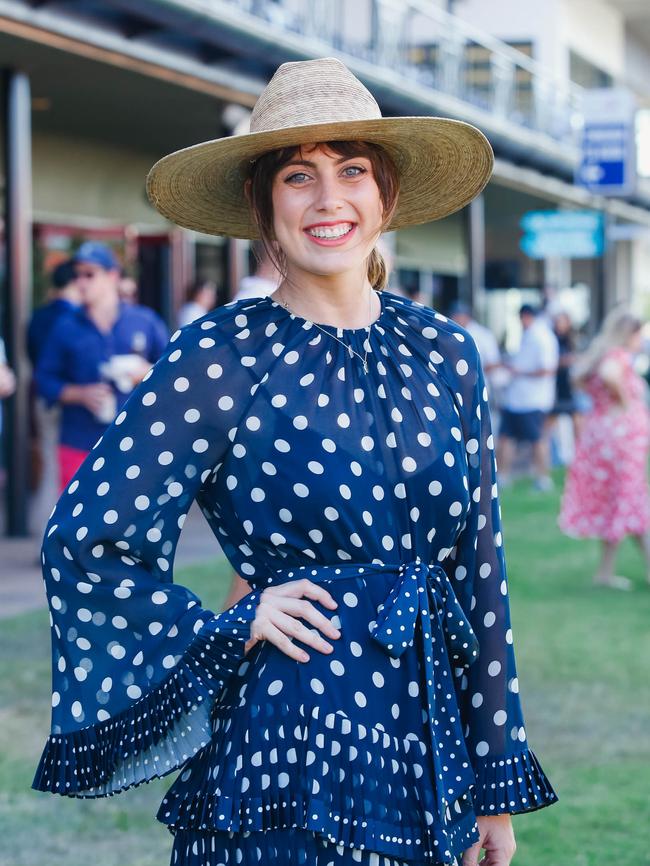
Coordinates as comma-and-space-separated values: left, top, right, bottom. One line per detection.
169, 826, 463, 866
158, 697, 480, 864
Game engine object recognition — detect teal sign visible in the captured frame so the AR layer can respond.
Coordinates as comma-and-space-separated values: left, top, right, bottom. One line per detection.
520, 210, 604, 259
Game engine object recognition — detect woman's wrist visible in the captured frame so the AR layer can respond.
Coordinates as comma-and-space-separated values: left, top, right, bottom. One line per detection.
477, 813, 513, 818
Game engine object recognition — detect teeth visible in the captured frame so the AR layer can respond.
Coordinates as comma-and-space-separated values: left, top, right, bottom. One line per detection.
307, 224, 353, 239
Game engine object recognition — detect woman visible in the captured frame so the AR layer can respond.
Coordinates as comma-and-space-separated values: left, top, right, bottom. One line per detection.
33, 58, 557, 866
559, 307, 650, 589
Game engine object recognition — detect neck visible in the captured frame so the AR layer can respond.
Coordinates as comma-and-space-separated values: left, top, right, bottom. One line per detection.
88, 293, 120, 331
275, 265, 379, 330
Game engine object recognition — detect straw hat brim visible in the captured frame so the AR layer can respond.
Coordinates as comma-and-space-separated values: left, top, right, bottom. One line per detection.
146, 117, 494, 239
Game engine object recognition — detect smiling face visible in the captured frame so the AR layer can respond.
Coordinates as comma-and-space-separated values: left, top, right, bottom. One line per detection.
271, 144, 384, 282
248, 141, 399, 288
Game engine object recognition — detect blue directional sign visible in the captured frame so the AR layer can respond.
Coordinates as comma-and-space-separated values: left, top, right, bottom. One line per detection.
578, 123, 633, 192
520, 210, 604, 259
576, 88, 637, 196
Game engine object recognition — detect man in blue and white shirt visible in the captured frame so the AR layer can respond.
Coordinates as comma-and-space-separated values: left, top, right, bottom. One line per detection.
36, 242, 169, 489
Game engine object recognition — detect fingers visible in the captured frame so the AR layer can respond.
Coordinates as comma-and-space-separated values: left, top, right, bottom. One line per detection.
272, 608, 336, 655
475, 815, 516, 866
279, 597, 341, 640
462, 841, 481, 866
269, 578, 338, 609
251, 579, 342, 662
483, 840, 516, 866
255, 619, 312, 663
243, 636, 258, 654
482, 854, 511, 866
251, 604, 339, 656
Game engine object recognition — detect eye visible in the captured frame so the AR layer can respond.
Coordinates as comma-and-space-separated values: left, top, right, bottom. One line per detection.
341, 165, 367, 177
284, 171, 311, 184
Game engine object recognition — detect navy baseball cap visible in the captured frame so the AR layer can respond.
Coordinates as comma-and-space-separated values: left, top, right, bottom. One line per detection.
519, 303, 538, 317
72, 241, 119, 271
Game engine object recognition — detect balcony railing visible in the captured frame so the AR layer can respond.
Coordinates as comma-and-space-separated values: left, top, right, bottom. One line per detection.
218, 0, 585, 145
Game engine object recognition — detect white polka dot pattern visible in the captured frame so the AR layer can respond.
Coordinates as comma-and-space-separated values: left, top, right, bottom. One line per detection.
33, 292, 557, 862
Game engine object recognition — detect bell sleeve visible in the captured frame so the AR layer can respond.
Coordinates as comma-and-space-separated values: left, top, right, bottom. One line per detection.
440, 324, 558, 816
32, 319, 261, 798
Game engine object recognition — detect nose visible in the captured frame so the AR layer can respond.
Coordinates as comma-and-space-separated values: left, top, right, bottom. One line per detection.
313, 174, 344, 214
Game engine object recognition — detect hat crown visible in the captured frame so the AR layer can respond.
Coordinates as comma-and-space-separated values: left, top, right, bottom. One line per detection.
250, 57, 381, 134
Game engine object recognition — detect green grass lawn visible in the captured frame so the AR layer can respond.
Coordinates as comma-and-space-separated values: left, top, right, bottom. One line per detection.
1, 476, 649, 865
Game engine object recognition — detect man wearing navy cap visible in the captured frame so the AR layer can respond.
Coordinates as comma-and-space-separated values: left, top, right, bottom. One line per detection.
36, 242, 169, 490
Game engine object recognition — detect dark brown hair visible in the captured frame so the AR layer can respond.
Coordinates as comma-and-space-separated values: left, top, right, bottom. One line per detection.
246, 140, 399, 290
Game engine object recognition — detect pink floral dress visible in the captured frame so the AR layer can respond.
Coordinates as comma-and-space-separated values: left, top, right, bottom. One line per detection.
559, 347, 650, 542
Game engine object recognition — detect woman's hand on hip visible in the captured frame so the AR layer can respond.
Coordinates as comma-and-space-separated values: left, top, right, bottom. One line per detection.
462, 814, 516, 866
245, 579, 340, 662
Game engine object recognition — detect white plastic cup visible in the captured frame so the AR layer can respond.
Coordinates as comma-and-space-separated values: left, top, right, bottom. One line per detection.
94, 391, 117, 424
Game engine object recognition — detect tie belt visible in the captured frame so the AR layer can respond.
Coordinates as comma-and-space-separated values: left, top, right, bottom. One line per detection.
269, 556, 479, 821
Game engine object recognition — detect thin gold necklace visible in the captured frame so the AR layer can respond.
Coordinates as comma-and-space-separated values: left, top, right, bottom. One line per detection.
276, 288, 376, 374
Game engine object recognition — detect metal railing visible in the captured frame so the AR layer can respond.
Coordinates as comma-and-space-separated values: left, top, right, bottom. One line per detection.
220, 0, 585, 145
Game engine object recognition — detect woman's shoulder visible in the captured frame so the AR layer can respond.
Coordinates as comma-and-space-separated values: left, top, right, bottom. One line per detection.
149, 296, 276, 384
164, 296, 279, 360
173, 295, 272, 339
383, 291, 481, 371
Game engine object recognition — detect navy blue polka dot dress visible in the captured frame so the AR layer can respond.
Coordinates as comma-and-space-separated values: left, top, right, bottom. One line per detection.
33, 290, 557, 865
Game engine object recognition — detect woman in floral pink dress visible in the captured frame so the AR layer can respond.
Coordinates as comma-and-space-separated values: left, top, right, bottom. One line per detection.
559, 308, 650, 589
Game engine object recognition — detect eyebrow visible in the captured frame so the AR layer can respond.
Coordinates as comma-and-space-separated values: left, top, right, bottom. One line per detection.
282, 155, 365, 169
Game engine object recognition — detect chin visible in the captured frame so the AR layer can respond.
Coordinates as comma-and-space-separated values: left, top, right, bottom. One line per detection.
301, 249, 367, 275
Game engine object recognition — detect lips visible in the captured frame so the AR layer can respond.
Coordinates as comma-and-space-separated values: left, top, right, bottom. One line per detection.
305, 222, 354, 239
303, 221, 357, 246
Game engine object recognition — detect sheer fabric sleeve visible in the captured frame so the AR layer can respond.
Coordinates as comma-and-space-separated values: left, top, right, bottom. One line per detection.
440, 324, 558, 816
32, 320, 261, 798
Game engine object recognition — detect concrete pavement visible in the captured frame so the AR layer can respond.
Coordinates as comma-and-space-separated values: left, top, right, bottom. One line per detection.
0, 503, 225, 619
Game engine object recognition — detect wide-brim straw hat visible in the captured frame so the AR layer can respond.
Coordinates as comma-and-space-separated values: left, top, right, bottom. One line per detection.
146, 57, 494, 239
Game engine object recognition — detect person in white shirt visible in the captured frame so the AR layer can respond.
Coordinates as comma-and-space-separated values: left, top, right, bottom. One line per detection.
233, 241, 280, 301
177, 279, 217, 327
497, 304, 559, 490
449, 302, 501, 379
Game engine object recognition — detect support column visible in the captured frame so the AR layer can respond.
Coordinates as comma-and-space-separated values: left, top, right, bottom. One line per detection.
2, 69, 32, 537
464, 194, 486, 315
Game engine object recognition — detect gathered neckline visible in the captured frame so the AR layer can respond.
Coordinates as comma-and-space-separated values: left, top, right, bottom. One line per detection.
264, 289, 388, 337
